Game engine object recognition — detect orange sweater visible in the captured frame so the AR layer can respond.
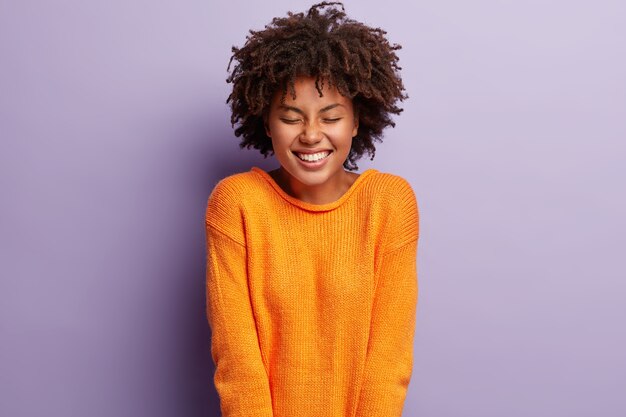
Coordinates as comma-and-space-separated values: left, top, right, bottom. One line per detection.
205, 166, 419, 417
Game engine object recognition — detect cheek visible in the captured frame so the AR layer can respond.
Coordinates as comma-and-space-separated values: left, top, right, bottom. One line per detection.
272, 124, 294, 143
331, 125, 356, 148
268, 124, 294, 150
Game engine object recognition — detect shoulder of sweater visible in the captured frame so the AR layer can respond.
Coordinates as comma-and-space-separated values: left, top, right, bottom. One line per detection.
369, 171, 419, 250
368, 171, 417, 207
371, 171, 412, 187
205, 171, 261, 234
207, 170, 266, 206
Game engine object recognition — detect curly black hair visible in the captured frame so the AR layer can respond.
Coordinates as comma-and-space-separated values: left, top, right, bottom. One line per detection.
226, 1, 407, 170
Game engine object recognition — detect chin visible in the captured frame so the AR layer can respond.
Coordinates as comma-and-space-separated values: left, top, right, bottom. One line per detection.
284, 163, 341, 187
293, 172, 332, 187
285, 166, 328, 185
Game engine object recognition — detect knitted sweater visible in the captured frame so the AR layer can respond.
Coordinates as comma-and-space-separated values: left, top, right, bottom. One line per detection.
205, 166, 419, 417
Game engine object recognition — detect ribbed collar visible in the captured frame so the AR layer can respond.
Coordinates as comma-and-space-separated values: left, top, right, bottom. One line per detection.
251, 166, 379, 212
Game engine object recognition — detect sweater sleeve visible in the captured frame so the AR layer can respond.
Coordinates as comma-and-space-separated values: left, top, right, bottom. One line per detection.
205, 181, 274, 417
355, 178, 419, 417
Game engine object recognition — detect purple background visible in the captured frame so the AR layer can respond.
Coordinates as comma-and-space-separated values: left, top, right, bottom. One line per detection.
1, 0, 625, 416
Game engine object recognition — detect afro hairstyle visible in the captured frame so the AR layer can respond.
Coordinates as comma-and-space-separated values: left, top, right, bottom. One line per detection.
226, 1, 407, 170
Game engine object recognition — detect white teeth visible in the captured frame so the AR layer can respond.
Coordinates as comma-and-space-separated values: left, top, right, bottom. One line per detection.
295, 151, 331, 162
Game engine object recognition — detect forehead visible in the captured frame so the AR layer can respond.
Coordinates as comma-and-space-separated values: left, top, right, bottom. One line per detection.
271, 76, 351, 107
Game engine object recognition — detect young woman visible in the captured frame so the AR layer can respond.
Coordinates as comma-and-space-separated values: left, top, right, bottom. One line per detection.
205, 3, 419, 416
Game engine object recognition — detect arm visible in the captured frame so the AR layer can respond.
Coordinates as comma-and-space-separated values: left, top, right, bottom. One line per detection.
355, 178, 419, 417
205, 182, 274, 417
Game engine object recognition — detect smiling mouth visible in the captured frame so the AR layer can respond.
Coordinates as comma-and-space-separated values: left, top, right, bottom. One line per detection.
293, 150, 332, 162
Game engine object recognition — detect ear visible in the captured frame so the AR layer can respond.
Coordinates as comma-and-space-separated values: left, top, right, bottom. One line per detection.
263, 110, 271, 137
352, 115, 359, 138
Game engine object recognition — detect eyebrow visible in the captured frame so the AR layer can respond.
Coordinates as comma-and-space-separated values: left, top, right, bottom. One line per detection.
277, 103, 345, 114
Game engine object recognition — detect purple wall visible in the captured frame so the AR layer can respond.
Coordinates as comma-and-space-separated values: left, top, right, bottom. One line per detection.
1, 1, 625, 416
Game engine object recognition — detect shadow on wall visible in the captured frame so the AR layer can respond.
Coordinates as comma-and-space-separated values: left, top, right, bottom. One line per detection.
208, 134, 276, 184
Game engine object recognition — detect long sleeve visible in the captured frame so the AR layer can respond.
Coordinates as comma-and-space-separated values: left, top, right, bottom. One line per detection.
206, 208, 274, 416
355, 178, 419, 417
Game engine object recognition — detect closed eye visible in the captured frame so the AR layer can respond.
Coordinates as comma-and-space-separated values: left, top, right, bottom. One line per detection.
323, 118, 341, 123
280, 118, 300, 124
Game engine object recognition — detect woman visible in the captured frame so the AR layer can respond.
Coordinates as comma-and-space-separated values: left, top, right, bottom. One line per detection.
205, 3, 419, 416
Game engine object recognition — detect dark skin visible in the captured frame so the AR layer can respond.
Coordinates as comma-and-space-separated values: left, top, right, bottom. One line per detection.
268, 168, 360, 202
263, 75, 362, 205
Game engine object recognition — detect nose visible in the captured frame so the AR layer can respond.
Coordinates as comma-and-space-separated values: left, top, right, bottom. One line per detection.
299, 120, 323, 144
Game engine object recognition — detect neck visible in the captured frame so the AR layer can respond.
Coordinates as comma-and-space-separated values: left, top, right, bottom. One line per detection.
274, 167, 353, 205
